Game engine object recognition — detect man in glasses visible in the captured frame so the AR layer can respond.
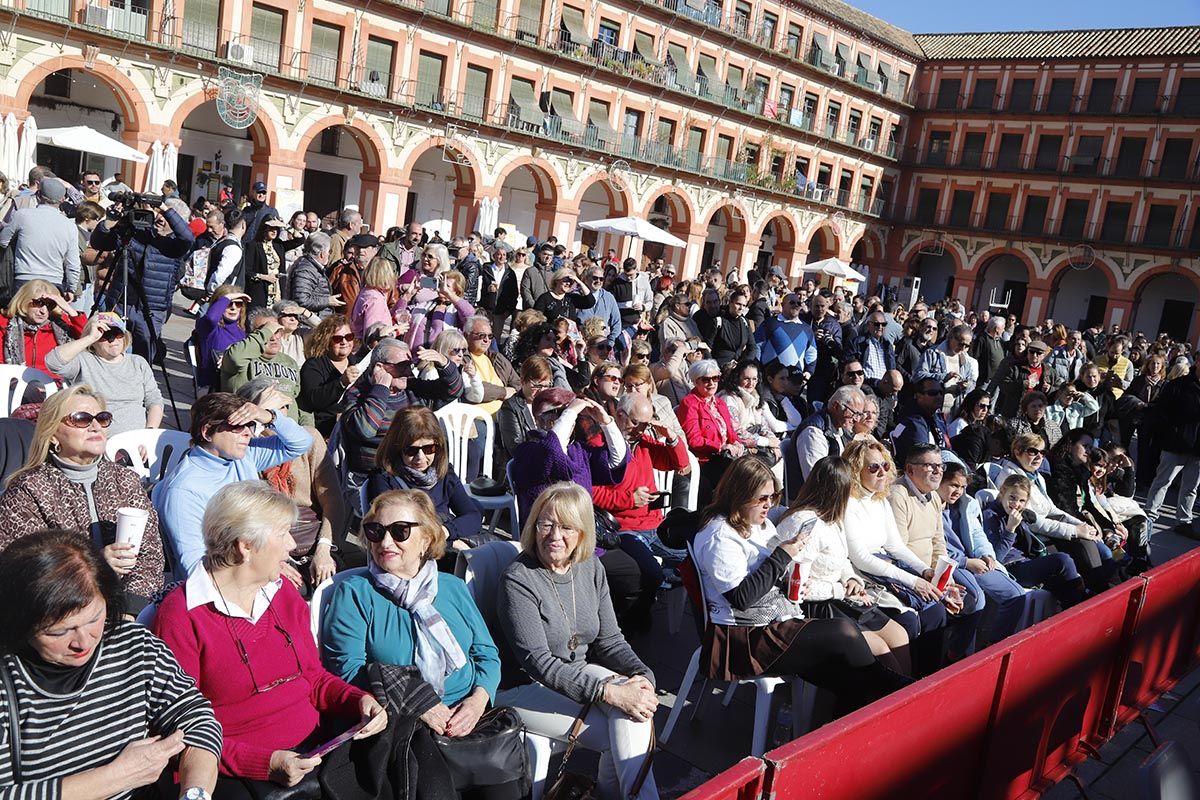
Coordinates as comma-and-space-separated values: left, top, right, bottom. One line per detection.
898, 315, 941, 380
790, 384, 866, 485
575, 265, 621, 343
850, 311, 898, 387
757, 292, 817, 378
464, 315, 519, 415
893, 377, 954, 464
79, 171, 110, 208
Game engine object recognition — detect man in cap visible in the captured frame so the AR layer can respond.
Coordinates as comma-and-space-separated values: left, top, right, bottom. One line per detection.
0, 177, 80, 299
520, 242, 555, 309
240, 180, 278, 243
329, 232, 380, 311
989, 338, 1052, 418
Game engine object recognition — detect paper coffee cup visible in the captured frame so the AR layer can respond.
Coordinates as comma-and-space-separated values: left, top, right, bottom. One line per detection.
933, 555, 956, 592
115, 507, 150, 552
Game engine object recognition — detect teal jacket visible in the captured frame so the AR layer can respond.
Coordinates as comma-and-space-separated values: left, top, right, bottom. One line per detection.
320, 572, 501, 707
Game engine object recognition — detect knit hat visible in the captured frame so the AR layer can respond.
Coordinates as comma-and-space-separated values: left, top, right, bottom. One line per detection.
532, 387, 575, 417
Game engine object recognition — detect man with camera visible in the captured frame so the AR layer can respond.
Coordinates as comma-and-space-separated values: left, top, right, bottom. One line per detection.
89, 193, 194, 363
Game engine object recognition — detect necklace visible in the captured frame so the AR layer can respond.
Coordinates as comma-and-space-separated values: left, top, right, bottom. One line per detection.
542, 568, 579, 659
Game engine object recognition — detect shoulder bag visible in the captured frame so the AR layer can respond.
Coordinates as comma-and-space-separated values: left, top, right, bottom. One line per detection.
544, 695, 656, 800
432, 705, 530, 794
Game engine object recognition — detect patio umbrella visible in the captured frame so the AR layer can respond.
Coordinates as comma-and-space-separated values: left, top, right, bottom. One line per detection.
0, 113, 17, 181
162, 142, 179, 187
806, 256, 866, 282
35, 125, 148, 163
577, 216, 687, 249
143, 139, 163, 192
14, 115, 38, 183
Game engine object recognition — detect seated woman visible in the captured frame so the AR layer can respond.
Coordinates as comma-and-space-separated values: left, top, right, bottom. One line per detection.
0, 280, 86, 378
948, 388, 995, 470
1003, 387, 1098, 451
45, 313, 164, 436
299, 314, 358, 438
993, 432, 1117, 592
497, 482, 659, 800
717, 361, 784, 463
0, 385, 164, 613
676, 358, 745, 495
236, 378, 344, 587
322, 490, 520, 800
693, 456, 910, 719
368, 407, 486, 551
948, 388, 991, 439
497, 355, 553, 465
1048, 431, 1135, 564
776, 456, 912, 675
623, 362, 691, 507
422, 328, 483, 405
195, 284, 249, 389
152, 481, 396, 799
0, 531, 221, 798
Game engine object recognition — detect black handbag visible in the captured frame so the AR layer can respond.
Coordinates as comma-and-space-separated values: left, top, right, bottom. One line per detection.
593, 507, 622, 550
432, 706, 530, 793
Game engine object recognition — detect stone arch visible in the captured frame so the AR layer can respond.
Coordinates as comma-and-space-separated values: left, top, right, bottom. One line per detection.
396, 138, 483, 192
804, 222, 842, 263
756, 211, 801, 280
169, 92, 282, 159
1046, 256, 1118, 331
14, 53, 147, 133
972, 247, 1037, 318
570, 171, 632, 215
640, 186, 697, 231
896, 235, 968, 273
575, 173, 633, 256
1129, 266, 1200, 341
493, 158, 561, 206
700, 201, 751, 274
293, 116, 387, 174
847, 229, 885, 262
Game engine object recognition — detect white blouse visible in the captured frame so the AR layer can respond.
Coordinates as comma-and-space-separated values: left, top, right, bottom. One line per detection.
693, 515, 797, 626
843, 494, 928, 589
776, 509, 856, 602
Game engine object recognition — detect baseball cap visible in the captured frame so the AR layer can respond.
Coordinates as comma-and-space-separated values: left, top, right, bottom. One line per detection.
526, 235, 538, 248
252, 181, 268, 192
39, 180, 65, 203
347, 233, 381, 249
93, 311, 126, 332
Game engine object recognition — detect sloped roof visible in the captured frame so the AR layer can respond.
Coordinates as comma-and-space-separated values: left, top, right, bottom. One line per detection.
914, 26, 1200, 61
791, 0, 924, 59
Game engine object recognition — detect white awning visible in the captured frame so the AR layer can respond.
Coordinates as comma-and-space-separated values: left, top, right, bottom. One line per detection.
811, 33, 828, 54
835, 42, 851, 62
667, 43, 694, 90
877, 61, 894, 80
551, 92, 584, 136
36, 125, 149, 162
560, 6, 589, 45
634, 31, 659, 65
509, 80, 543, 125
588, 101, 617, 141
857, 52, 872, 70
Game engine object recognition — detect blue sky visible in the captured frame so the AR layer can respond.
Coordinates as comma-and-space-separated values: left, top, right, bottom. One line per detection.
851, 0, 1200, 33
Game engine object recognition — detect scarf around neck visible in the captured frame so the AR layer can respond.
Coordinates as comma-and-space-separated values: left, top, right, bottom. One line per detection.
368, 559, 467, 697
398, 463, 439, 490
4, 316, 72, 367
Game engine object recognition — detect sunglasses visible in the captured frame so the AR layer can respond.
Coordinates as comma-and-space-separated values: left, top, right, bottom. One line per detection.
753, 491, 781, 506
449, 347, 468, 355
61, 411, 114, 429
697, 375, 720, 383
279, 313, 299, 321
865, 461, 889, 475
380, 360, 414, 378
1023, 447, 1046, 457
403, 443, 439, 458
216, 420, 261, 436
362, 520, 420, 543
228, 300, 245, 308
844, 369, 865, 378
330, 333, 355, 344
85, 179, 101, 185
30, 298, 56, 309
918, 388, 946, 397
98, 328, 125, 342
598, 374, 621, 382
470, 332, 494, 340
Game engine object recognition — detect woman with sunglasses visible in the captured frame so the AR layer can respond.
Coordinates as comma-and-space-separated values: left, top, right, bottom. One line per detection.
298, 314, 357, 438
693, 456, 910, 723
195, 283, 250, 388
533, 267, 595, 324
0, 385, 165, 613
45, 313, 164, 435
399, 268, 476, 352
153, 482, 393, 798
676, 358, 745, 496
368, 407, 485, 554
655, 288, 700, 348
423, 328, 483, 404
0, 279, 87, 378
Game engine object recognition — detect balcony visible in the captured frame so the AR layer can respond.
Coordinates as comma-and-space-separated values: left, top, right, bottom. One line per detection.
915, 90, 1199, 117
902, 146, 1200, 182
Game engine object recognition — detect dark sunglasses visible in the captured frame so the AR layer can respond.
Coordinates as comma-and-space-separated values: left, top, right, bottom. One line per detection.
30, 298, 56, 309
98, 328, 125, 342
380, 360, 414, 378
844, 369, 865, 378
330, 333, 355, 344
404, 443, 439, 458
279, 313, 299, 321
865, 461, 889, 475
697, 375, 720, 383
217, 420, 261, 436
228, 300, 245, 308
61, 411, 114, 429
918, 388, 946, 397
84, 179, 101, 185
470, 332, 494, 340
362, 520, 419, 543
1023, 447, 1046, 457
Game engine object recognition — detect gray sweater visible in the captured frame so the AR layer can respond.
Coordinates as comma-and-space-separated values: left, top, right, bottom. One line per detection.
0, 203, 81, 291
45, 347, 164, 435
498, 552, 653, 704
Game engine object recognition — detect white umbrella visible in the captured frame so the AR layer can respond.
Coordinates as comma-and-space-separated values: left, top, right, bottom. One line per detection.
577, 215, 688, 248
143, 139, 164, 192
807, 256, 866, 282
14, 115, 38, 182
162, 142, 178, 187
35, 125, 148, 163
0, 113, 17, 181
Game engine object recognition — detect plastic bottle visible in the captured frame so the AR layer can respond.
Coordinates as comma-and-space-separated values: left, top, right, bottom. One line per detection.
772, 702, 794, 748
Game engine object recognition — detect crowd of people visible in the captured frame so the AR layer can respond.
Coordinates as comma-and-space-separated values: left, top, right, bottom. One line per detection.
0, 162, 1198, 799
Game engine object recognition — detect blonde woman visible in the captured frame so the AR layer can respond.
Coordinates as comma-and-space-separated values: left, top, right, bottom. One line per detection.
0, 279, 86, 376
400, 268, 475, 350
422, 327, 483, 403
349, 257, 398, 340
533, 267, 595, 323
195, 283, 249, 388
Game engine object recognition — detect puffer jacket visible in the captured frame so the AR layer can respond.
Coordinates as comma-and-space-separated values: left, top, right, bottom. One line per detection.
91, 207, 194, 313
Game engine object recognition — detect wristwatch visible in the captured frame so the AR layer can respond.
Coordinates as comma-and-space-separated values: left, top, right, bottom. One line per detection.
183, 789, 212, 800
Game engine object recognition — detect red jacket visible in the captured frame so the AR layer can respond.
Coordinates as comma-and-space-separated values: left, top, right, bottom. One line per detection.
676, 391, 742, 463
0, 311, 87, 377
593, 434, 689, 532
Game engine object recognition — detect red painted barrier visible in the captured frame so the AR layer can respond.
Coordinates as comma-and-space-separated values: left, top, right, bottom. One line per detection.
678, 757, 765, 800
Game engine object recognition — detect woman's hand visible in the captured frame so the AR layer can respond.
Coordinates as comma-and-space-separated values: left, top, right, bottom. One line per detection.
110, 731, 186, 792
328, 293, 345, 308
355, 694, 389, 739
603, 678, 657, 723
462, 358, 478, 378
102, 542, 138, 576
310, 544, 336, 585
269, 750, 321, 787
912, 578, 941, 602
421, 702, 453, 735
417, 347, 448, 367
845, 578, 872, 605
41, 292, 74, 315
341, 365, 361, 386
444, 689, 489, 737
1006, 511, 1024, 532
280, 561, 304, 590
725, 442, 746, 458
82, 316, 112, 344
1075, 523, 1101, 541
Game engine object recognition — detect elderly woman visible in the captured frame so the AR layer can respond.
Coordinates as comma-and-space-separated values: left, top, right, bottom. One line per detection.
497, 355, 554, 464
246, 217, 304, 308
0, 279, 86, 377
236, 378, 343, 587
497, 482, 659, 800
399, 266, 476, 351
152, 482, 394, 798
298, 314, 358, 437
0, 531, 221, 798
534, 267, 595, 323
0, 385, 164, 612
693, 456, 910, 721
271, 300, 307, 365
676, 358, 745, 494
350, 257, 400, 340
368, 407, 485, 550
195, 284, 250, 389
423, 328, 484, 404
45, 313, 164, 435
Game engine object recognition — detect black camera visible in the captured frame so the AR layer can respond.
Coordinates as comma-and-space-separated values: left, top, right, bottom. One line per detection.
106, 191, 163, 233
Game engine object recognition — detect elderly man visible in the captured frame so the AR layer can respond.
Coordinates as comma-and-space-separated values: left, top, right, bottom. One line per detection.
852, 310, 898, 386
577, 263, 621, 342
341, 337, 463, 475
328, 207, 362, 262
972, 316, 1007, 385
395, 221, 424, 271
289, 231, 344, 317
756, 292, 817, 372
0, 178, 80, 298
874, 369, 905, 439
989, 339, 1051, 418
789, 384, 866, 485
329, 233, 379, 311
464, 314, 519, 415
218, 307, 313, 426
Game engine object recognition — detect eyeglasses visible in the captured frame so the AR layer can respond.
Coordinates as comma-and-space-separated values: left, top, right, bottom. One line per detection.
918, 388, 947, 397
226, 606, 303, 694
868, 321, 887, 328
61, 410, 114, 429
449, 347, 467, 355
279, 313, 299, 321
30, 298, 56, 309
470, 332, 493, 340
380, 360, 414, 378
362, 520, 420, 543
535, 520, 579, 536
528, 381, 554, 390
84, 179, 101, 185
753, 491, 781, 507
844, 369, 865, 378
228, 300, 245, 308
865, 461, 889, 475
98, 328, 125, 343
912, 462, 945, 472
403, 443, 439, 459
697, 375, 720, 384
599, 374, 621, 382
216, 420, 261, 436
330, 333, 355, 344
588, 275, 604, 282
1023, 447, 1046, 457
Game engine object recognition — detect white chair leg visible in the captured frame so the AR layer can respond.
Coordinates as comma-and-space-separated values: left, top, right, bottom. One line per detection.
666, 587, 686, 635
750, 680, 779, 757
527, 732, 554, 800
792, 679, 818, 738
661, 647, 701, 742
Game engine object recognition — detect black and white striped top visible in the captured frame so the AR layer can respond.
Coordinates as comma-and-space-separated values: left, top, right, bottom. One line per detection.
0, 621, 223, 800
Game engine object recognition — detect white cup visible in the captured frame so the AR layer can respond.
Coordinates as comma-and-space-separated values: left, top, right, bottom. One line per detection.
933, 555, 957, 593
115, 506, 150, 552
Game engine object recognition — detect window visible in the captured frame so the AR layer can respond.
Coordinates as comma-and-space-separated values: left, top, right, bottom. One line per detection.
961, 132, 986, 167
1191, 209, 1200, 251
622, 109, 643, 139
733, 0, 751, 35
949, 190, 974, 226
43, 69, 71, 98
847, 110, 862, 142
1175, 78, 1200, 115
685, 126, 705, 169
463, 65, 491, 121
1021, 196, 1049, 236
824, 101, 840, 137
473, 0, 499, 30
971, 79, 996, 110
363, 37, 394, 97
1129, 78, 1160, 113
697, 53, 720, 98
996, 133, 1023, 170
1059, 199, 1089, 239
415, 51, 445, 108
1008, 78, 1034, 111
1087, 78, 1116, 113
796, 157, 811, 184
1100, 201, 1131, 243
249, 4, 285, 71
984, 193, 1011, 231
915, 188, 940, 225
1115, 137, 1146, 177
897, 71, 910, 99
760, 13, 778, 48
716, 134, 734, 162
318, 128, 340, 156
935, 78, 961, 110
833, 42, 849, 76
508, 77, 540, 129
559, 6, 588, 48
802, 92, 819, 118
1071, 136, 1104, 175
858, 177, 874, 211
1158, 138, 1193, 178
1034, 135, 1062, 171
182, 0, 220, 53
1046, 78, 1075, 112
597, 20, 619, 48
1143, 205, 1176, 247
308, 23, 341, 84
779, 84, 796, 114
926, 131, 951, 165
656, 118, 675, 144
743, 143, 760, 168
786, 23, 803, 57
516, 0, 543, 41
867, 117, 882, 142
548, 88, 583, 139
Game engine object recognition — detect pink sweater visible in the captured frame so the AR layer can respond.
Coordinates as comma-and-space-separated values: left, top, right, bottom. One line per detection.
153, 581, 365, 780
349, 287, 394, 339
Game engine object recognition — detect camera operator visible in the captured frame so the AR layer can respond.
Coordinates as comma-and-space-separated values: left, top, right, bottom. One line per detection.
89, 194, 194, 362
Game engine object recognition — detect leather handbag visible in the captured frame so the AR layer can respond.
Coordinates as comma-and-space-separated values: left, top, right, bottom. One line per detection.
544, 696, 656, 800
432, 706, 530, 793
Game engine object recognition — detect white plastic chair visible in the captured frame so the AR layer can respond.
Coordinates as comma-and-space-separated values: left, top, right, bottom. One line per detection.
183, 338, 200, 399
309, 567, 369, 644
660, 541, 818, 757
652, 457, 689, 635
504, 460, 522, 535
685, 450, 700, 511
0, 365, 60, 417
105, 429, 192, 484
435, 402, 515, 535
